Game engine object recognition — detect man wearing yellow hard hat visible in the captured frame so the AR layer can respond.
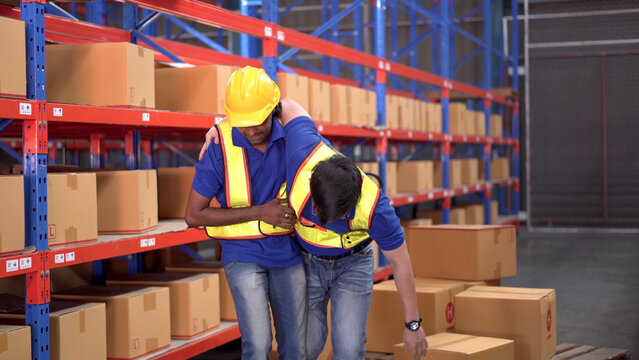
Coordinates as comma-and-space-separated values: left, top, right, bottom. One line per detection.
186, 66, 306, 359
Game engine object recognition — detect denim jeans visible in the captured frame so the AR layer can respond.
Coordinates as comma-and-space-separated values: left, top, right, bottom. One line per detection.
303, 244, 375, 360
224, 261, 307, 360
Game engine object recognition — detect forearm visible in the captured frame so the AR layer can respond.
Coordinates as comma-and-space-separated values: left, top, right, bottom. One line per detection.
186, 205, 259, 227
383, 243, 420, 322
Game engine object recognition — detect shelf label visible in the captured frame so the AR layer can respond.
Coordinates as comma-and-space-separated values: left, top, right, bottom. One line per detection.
19, 257, 32, 270
450, 190, 456, 196
264, 26, 272, 37
463, 136, 468, 142
140, 238, 148, 247
408, 131, 413, 138
65, 252, 75, 262
142, 113, 150, 122
53, 107, 63, 117
148, 238, 156, 246
463, 186, 468, 194
443, 80, 453, 89
277, 30, 285, 41
6, 260, 19, 273
408, 196, 414, 203
214, 116, 226, 124
385, 62, 391, 71
378, 60, 384, 70
428, 133, 433, 140
19, 103, 32, 115
54, 254, 65, 264
428, 192, 434, 200
318, 124, 324, 132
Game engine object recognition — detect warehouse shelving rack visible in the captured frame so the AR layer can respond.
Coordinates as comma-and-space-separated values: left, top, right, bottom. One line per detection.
0, 0, 519, 358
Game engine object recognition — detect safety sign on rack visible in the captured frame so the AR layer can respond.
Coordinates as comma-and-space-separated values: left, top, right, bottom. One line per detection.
142, 113, 150, 122
19, 257, 31, 270
6, 260, 19, 273
53, 108, 63, 117
65, 252, 75, 262
54, 254, 65, 264
19, 103, 32, 115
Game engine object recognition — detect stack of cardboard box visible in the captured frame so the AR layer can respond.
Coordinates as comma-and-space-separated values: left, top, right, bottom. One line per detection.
0, 16, 26, 99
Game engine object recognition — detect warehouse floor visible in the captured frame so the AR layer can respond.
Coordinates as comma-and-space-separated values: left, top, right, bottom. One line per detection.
194, 228, 639, 359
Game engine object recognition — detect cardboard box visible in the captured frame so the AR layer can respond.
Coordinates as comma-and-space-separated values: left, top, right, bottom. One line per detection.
47, 42, 155, 107
385, 161, 397, 197
491, 200, 499, 224
461, 159, 479, 185
386, 95, 399, 129
0, 325, 30, 360
0, 176, 24, 255
414, 277, 487, 291
465, 204, 485, 225
491, 114, 503, 138
465, 109, 476, 136
277, 73, 309, 112
407, 225, 517, 280
96, 170, 158, 234
155, 64, 234, 114
0, 295, 107, 360
362, 89, 377, 127
427, 103, 442, 133
475, 110, 486, 136
52, 286, 171, 360
0, 16, 26, 98
393, 332, 515, 360
330, 84, 360, 125
456, 286, 557, 360
434, 160, 462, 188
157, 167, 195, 219
492, 158, 510, 180
107, 273, 220, 339
416, 210, 442, 225
449, 103, 467, 135
308, 78, 331, 123
450, 208, 466, 225
402, 218, 433, 236
415, 100, 427, 132
48, 173, 98, 246
398, 96, 416, 130
366, 280, 464, 353
165, 261, 236, 321
397, 161, 433, 193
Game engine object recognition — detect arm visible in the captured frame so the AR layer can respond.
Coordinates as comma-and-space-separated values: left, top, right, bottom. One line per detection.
279, 98, 310, 127
185, 188, 296, 229
382, 242, 428, 360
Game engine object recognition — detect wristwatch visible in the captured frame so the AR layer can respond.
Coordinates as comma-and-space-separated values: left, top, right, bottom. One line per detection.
405, 318, 422, 331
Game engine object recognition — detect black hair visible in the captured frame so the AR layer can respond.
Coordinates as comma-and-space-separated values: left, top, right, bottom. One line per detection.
271, 101, 282, 118
310, 154, 362, 225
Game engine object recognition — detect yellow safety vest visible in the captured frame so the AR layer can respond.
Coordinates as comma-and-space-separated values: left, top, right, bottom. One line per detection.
205, 122, 293, 240
289, 142, 380, 249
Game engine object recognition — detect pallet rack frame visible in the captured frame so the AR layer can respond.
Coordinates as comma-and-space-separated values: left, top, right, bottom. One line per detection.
0, 0, 519, 358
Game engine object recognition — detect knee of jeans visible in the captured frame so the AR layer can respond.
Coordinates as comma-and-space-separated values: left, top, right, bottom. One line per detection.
242, 332, 272, 354
332, 340, 364, 360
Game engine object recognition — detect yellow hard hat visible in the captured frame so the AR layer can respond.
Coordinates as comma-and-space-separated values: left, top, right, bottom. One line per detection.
224, 66, 280, 127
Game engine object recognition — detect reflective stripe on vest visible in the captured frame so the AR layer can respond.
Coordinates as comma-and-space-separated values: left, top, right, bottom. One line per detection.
205, 122, 293, 240
289, 142, 381, 249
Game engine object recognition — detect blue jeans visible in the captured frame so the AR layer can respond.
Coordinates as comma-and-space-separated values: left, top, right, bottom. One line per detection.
303, 244, 375, 360
224, 261, 307, 360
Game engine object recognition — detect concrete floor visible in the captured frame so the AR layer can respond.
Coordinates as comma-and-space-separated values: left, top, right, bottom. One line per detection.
195, 228, 639, 359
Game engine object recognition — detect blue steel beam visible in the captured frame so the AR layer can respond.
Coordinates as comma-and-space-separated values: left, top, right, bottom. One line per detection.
321, 0, 329, 74
45, 2, 78, 20
279, 0, 368, 63
122, 3, 137, 30
136, 10, 161, 32
0, 140, 22, 163
353, 3, 363, 84
397, 28, 436, 57
389, 0, 398, 89
290, 55, 321, 73
397, 0, 441, 25
455, 46, 483, 70
457, 4, 482, 24
432, 0, 439, 76
0, 119, 13, 133
278, 63, 297, 74
329, 0, 340, 77
440, 0, 450, 225
512, 0, 520, 214
279, 0, 305, 18
158, 140, 197, 166
164, 15, 231, 54
451, 22, 508, 59
262, 0, 278, 81
374, 0, 387, 268
86, 0, 105, 25
133, 30, 186, 63
409, 0, 417, 93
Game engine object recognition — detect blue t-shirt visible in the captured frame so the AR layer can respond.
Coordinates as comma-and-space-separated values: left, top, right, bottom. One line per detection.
192, 120, 302, 267
283, 116, 405, 256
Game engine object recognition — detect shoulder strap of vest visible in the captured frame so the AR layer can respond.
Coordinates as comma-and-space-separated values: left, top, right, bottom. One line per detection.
349, 173, 381, 231
217, 122, 251, 208
289, 142, 337, 215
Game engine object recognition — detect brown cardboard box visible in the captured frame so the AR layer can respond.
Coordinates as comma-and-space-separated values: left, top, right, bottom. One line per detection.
96, 170, 158, 234
366, 280, 464, 352
492, 158, 510, 180
0, 16, 26, 98
0, 176, 24, 255
393, 332, 515, 360
48, 173, 98, 246
277, 73, 309, 111
0, 295, 106, 360
155, 64, 234, 114
47, 42, 155, 107
397, 161, 433, 193
157, 167, 195, 219
456, 286, 557, 360
415, 100, 427, 132
414, 277, 487, 291
386, 95, 399, 129
449, 103, 467, 135
52, 286, 171, 360
491, 114, 503, 138
434, 160, 462, 188
107, 273, 220, 339
385, 161, 397, 197
404, 219, 435, 248
465, 204, 485, 225
450, 208, 466, 225
428, 103, 442, 133
475, 110, 486, 136
308, 78, 331, 123
165, 261, 236, 321
362, 89, 377, 127
407, 225, 517, 280
465, 109, 476, 136
398, 96, 416, 130
461, 159, 479, 185
491, 200, 499, 224
0, 325, 30, 360
416, 210, 442, 225
330, 84, 360, 125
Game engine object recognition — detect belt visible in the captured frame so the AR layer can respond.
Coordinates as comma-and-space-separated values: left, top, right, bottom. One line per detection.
303, 238, 373, 261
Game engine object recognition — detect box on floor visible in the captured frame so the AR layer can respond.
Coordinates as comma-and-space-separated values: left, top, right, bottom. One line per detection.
393, 332, 514, 360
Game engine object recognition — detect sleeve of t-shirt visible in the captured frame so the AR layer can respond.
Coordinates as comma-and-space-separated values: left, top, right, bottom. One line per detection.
368, 192, 405, 251
284, 116, 335, 167
191, 141, 224, 200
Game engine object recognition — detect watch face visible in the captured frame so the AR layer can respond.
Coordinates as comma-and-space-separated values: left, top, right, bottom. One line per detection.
409, 321, 420, 331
